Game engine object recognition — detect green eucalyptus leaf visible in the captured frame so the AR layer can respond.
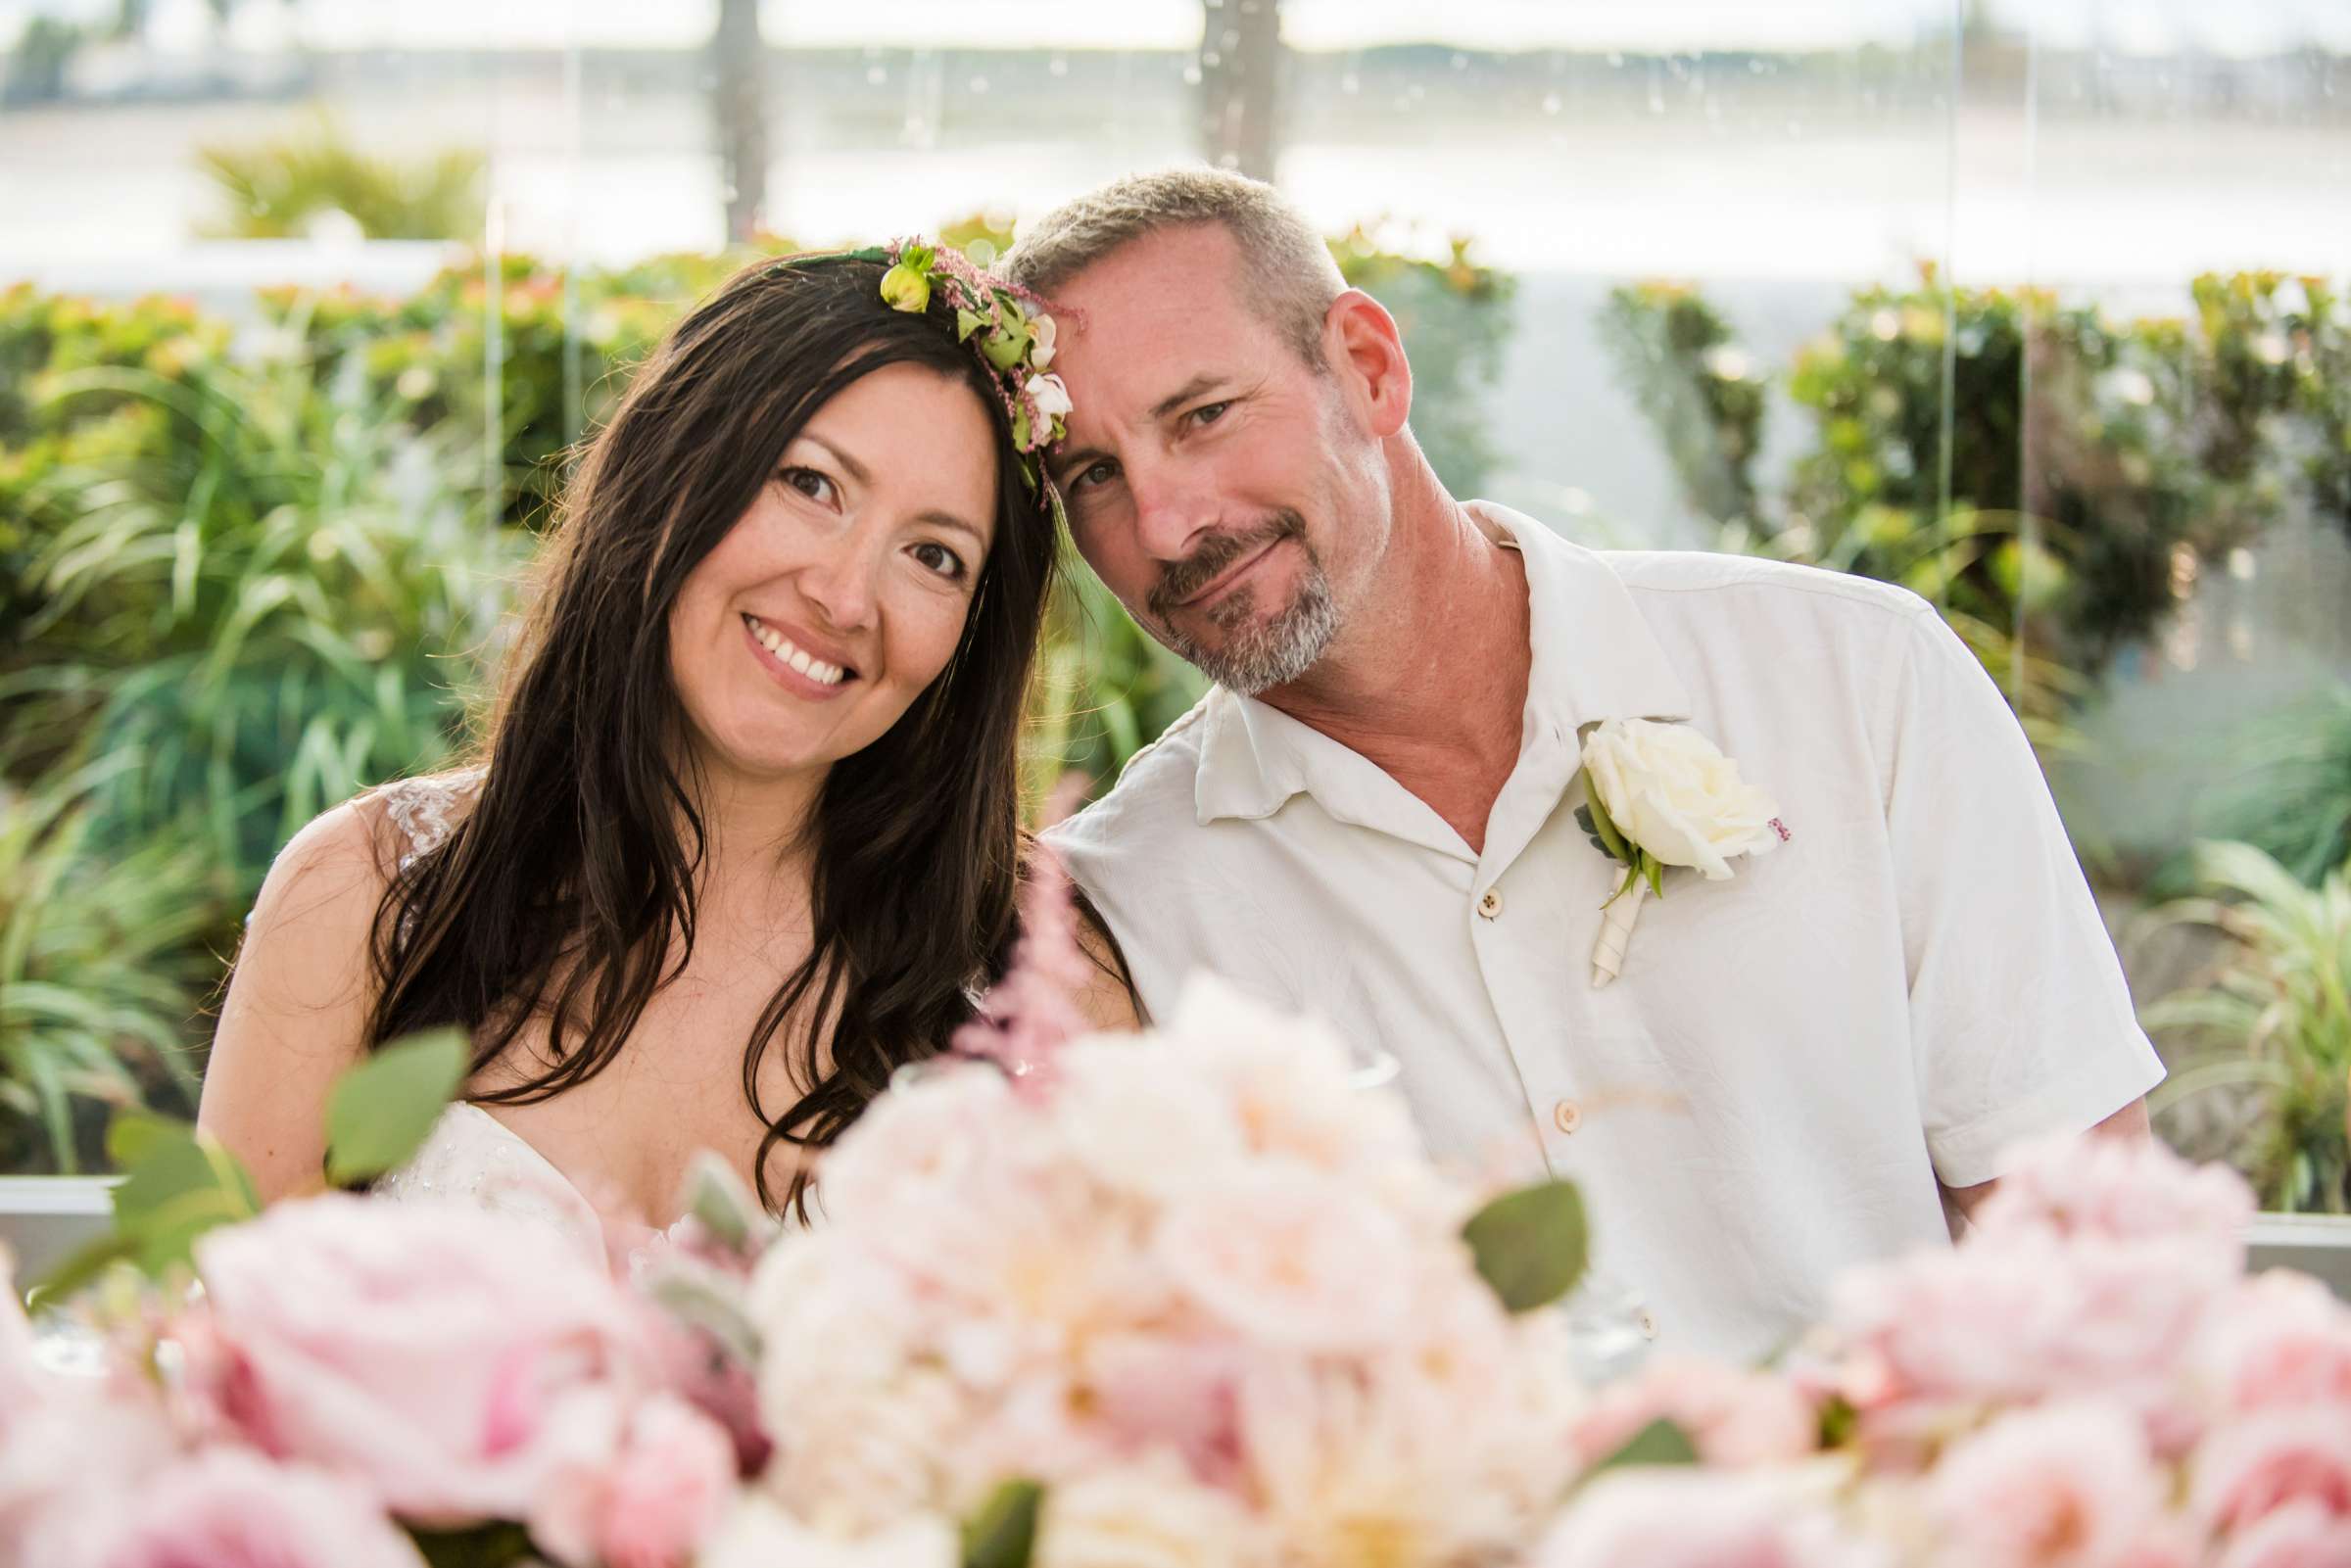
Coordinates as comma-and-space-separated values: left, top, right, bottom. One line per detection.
26, 1230, 141, 1310
1461, 1178, 1588, 1312
1587, 1415, 1699, 1476
410, 1522, 538, 1568
962, 1479, 1044, 1568
324, 1028, 468, 1186
681, 1151, 760, 1254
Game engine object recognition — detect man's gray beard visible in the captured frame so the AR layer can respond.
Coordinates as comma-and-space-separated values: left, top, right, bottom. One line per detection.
1162, 558, 1340, 697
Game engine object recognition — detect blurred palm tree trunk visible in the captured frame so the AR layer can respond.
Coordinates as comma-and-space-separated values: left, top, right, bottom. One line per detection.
712, 0, 770, 243
1198, 0, 1285, 183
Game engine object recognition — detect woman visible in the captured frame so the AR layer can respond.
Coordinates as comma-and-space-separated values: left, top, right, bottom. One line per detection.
199, 245, 1135, 1235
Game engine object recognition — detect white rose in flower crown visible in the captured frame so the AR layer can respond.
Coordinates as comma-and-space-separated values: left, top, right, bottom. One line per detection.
1580, 718, 1782, 881
1029, 372, 1074, 422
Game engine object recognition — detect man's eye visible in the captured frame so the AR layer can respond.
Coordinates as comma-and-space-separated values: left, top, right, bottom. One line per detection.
1070, 458, 1120, 493
912, 542, 968, 581
779, 465, 837, 505
1189, 401, 1231, 428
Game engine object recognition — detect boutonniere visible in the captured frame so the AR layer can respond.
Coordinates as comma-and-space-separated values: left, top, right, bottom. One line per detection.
1572, 718, 1790, 987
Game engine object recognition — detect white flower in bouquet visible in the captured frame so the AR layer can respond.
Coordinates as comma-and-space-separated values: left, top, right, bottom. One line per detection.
739, 887, 1592, 1568
700, 1497, 958, 1568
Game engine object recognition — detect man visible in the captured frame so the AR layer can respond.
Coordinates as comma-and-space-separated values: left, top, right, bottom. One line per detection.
1010, 169, 2161, 1363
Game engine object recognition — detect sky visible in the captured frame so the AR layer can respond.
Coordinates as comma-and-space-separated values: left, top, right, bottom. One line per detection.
6, 0, 2350, 58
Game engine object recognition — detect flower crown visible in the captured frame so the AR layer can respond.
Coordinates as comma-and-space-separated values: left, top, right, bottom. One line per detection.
771, 238, 1070, 511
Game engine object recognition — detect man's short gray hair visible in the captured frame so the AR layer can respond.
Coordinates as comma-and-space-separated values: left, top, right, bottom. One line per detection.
1001, 167, 1346, 368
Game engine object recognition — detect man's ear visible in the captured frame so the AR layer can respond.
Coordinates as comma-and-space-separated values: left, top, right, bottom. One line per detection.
1322, 289, 1412, 440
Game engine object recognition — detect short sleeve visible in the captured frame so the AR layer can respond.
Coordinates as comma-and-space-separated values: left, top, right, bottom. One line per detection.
1879, 602, 2165, 1188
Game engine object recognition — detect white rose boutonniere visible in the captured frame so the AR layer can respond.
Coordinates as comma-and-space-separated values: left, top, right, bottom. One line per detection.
1574, 718, 1790, 987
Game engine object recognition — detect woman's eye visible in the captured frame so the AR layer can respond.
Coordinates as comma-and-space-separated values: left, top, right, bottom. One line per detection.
912, 542, 968, 581
778, 465, 837, 505
1189, 401, 1231, 428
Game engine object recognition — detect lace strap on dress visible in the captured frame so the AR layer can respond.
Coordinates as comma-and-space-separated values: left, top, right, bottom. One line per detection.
380, 767, 487, 876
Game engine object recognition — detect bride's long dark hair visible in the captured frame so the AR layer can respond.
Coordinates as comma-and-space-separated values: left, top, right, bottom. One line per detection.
363, 255, 1060, 1213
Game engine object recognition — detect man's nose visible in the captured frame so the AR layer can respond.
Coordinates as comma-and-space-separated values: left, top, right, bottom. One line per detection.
1127, 456, 1220, 563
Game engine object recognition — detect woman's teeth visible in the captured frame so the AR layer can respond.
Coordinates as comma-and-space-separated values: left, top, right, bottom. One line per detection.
744, 616, 847, 686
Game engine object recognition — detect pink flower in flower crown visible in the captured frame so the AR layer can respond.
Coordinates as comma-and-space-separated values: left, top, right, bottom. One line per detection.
188, 1194, 657, 1527
1570, 1357, 1821, 1470
1924, 1402, 2166, 1568
530, 1394, 739, 1568
84, 1449, 425, 1568
2215, 1500, 2351, 1568
2189, 1407, 2351, 1538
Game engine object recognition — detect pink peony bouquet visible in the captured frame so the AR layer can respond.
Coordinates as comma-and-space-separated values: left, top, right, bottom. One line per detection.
734, 973, 1589, 1568
0, 1195, 745, 1568
1526, 1133, 2351, 1568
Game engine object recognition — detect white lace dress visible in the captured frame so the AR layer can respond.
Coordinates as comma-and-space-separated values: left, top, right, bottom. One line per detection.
363, 772, 609, 1261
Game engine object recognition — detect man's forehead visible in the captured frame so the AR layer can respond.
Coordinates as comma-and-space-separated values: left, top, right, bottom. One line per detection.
1055, 225, 1250, 339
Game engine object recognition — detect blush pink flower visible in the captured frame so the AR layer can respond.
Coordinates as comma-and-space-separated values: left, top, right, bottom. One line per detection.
2215, 1499, 2351, 1568
2192, 1270, 2351, 1418
1571, 1357, 1821, 1470
1924, 1402, 2165, 1568
189, 1193, 656, 1526
1972, 1134, 2255, 1262
86, 1449, 425, 1568
1530, 1470, 1882, 1568
1155, 1164, 1412, 1354
2191, 1407, 2351, 1537
529, 1394, 739, 1568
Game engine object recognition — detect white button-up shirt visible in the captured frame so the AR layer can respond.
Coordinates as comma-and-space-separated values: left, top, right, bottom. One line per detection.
1047, 503, 2164, 1364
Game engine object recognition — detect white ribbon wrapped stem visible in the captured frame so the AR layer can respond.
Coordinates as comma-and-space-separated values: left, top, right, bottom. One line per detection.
1590, 875, 1650, 988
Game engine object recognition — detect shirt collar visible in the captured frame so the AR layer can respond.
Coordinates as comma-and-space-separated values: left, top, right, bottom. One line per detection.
1192, 502, 1695, 828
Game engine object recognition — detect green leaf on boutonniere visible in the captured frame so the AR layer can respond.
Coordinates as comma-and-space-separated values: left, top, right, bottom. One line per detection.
962, 1479, 1044, 1568
1572, 804, 1610, 859
324, 1028, 468, 1187
1577, 771, 1634, 866
1586, 1415, 1700, 1476
1643, 852, 1666, 901
1462, 1178, 1588, 1311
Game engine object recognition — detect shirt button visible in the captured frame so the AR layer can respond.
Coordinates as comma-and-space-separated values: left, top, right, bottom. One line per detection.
1477, 887, 1504, 920
1553, 1099, 1582, 1134
1637, 1307, 1659, 1340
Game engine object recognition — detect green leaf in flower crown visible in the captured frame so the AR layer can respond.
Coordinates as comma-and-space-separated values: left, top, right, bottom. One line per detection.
982, 325, 1032, 372
1461, 1178, 1588, 1312
1586, 1415, 1699, 1476
1010, 401, 1032, 452
324, 1028, 468, 1187
957, 307, 986, 342
962, 1479, 1044, 1568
